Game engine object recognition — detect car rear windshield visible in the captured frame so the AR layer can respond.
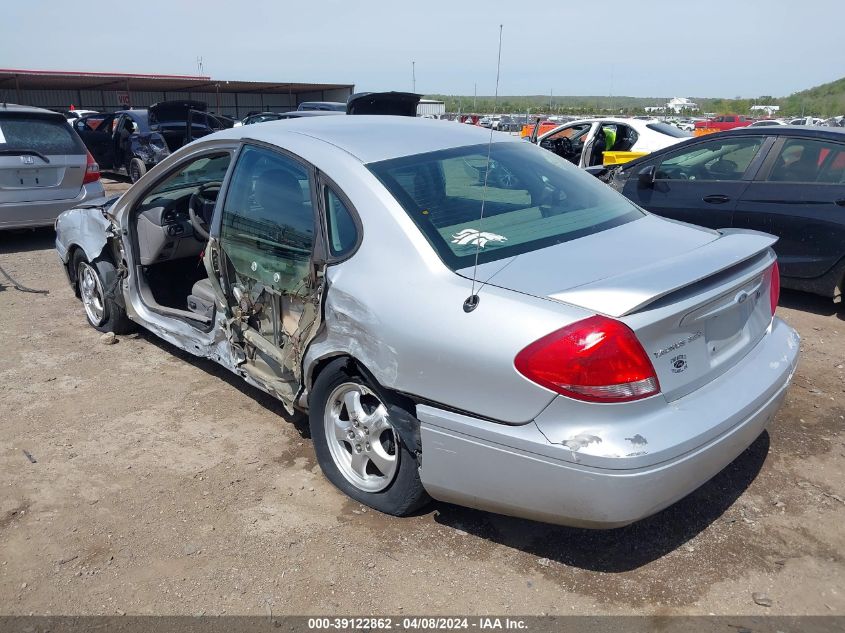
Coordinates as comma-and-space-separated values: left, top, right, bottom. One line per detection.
368, 142, 643, 270
646, 122, 692, 138
0, 113, 84, 155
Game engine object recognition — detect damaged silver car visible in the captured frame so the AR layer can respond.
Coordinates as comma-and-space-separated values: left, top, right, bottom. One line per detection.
55, 116, 799, 527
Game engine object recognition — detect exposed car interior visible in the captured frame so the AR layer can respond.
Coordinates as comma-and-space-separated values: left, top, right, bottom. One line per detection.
130, 153, 231, 323
540, 123, 638, 166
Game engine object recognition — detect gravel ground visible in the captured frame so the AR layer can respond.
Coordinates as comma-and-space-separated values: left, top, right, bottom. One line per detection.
1, 178, 843, 616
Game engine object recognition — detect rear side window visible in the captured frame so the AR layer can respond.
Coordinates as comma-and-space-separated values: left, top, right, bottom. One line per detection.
368, 142, 642, 270
324, 188, 358, 257
0, 115, 83, 155
767, 138, 845, 184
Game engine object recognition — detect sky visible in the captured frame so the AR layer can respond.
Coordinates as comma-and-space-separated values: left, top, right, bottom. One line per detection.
1, 0, 843, 99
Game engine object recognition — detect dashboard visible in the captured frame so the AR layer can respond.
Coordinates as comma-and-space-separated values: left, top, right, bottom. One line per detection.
136, 191, 205, 265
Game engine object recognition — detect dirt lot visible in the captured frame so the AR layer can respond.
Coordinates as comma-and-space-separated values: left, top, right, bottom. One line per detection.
1, 178, 843, 616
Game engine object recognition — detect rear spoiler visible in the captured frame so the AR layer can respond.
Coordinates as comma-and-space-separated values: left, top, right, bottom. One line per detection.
550, 229, 778, 317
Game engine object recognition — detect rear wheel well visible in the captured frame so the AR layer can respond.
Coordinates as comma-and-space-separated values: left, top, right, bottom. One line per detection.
306, 354, 415, 413
67, 245, 84, 295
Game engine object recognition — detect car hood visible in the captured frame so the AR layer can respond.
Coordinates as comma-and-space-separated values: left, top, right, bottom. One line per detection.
456, 215, 772, 317
346, 92, 421, 117
148, 100, 207, 124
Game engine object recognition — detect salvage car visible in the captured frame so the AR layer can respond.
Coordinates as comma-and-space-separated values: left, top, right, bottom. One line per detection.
1, 104, 103, 229
606, 126, 845, 301
74, 101, 223, 182
534, 117, 690, 168
55, 116, 798, 527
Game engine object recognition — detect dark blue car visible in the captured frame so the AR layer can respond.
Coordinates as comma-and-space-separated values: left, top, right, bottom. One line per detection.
609, 126, 845, 301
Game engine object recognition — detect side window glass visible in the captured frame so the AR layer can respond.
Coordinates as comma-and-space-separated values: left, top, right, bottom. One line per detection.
656, 137, 762, 181
324, 188, 358, 257
138, 153, 231, 211
768, 139, 845, 184
220, 145, 314, 292
548, 123, 590, 141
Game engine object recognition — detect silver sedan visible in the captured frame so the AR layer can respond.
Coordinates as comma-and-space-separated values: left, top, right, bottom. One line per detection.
55, 116, 799, 527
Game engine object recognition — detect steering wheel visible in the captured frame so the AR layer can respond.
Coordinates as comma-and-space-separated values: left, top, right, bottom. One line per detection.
550, 136, 573, 159
188, 182, 221, 240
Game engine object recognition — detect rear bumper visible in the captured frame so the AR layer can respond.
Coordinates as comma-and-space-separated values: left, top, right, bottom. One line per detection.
0, 181, 104, 230
418, 318, 799, 528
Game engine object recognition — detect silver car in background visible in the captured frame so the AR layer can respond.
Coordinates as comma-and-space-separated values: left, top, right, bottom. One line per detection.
1, 104, 103, 229
55, 116, 799, 527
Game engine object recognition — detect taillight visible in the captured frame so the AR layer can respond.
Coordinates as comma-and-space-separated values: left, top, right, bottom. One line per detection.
514, 315, 660, 403
82, 151, 100, 184
769, 261, 780, 316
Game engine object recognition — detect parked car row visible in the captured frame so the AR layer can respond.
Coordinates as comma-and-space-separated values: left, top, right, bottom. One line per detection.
71, 100, 229, 183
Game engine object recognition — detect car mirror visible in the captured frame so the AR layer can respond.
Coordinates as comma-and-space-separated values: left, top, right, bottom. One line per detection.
637, 165, 656, 188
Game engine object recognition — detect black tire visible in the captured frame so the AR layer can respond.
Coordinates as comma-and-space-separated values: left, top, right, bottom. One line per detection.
71, 250, 135, 334
129, 158, 146, 183
309, 359, 430, 516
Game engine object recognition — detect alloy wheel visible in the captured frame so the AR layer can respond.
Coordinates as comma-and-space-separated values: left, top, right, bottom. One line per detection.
324, 382, 399, 493
78, 262, 105, 326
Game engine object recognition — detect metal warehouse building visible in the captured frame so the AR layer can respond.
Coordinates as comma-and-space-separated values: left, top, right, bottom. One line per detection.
0, 69, 355, 119
417, 99, 445, 117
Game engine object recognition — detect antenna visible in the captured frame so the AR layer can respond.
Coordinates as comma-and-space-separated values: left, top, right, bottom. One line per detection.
463, 24, 503, 313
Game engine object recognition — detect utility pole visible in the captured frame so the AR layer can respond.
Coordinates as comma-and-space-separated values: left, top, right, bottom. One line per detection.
412, 61, 416, 93
474, 83, 477, 111
550, 89, 553, 112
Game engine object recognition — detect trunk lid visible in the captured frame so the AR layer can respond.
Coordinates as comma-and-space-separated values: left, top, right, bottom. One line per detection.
461, 216, 778, 401
0, 154, 86, 202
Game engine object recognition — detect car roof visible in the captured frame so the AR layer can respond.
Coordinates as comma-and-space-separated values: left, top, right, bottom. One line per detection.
214, 115, 520, 163
717, 125, 845, 139
0, 102, 65, 118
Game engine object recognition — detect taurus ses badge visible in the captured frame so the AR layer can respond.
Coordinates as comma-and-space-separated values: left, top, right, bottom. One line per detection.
20, 155, 35, 164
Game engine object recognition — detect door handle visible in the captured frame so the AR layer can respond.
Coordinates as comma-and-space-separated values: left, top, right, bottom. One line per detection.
835, 198, 845, 207
703, 194, 731, 204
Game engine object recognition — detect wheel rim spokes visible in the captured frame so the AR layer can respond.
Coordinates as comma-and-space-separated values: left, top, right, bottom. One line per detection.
324, 383, 399, 493
79, 263, 105, 325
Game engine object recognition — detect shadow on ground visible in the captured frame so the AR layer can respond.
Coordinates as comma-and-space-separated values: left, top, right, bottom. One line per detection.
430, 431, 770, 572
779, 289, 844, 321
135, 328, 311, 439
0, 226, 55, 255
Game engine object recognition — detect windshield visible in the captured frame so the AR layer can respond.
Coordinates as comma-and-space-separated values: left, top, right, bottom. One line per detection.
646, 122, 692, 138
368, 142, 643, 270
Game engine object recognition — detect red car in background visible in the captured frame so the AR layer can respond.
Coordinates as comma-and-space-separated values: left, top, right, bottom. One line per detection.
695, 114, 754, 131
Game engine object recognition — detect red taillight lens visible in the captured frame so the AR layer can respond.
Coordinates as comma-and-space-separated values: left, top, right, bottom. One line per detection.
514, 315, 660, 403
769, 261, 780, 316
82, 151, 100, 184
